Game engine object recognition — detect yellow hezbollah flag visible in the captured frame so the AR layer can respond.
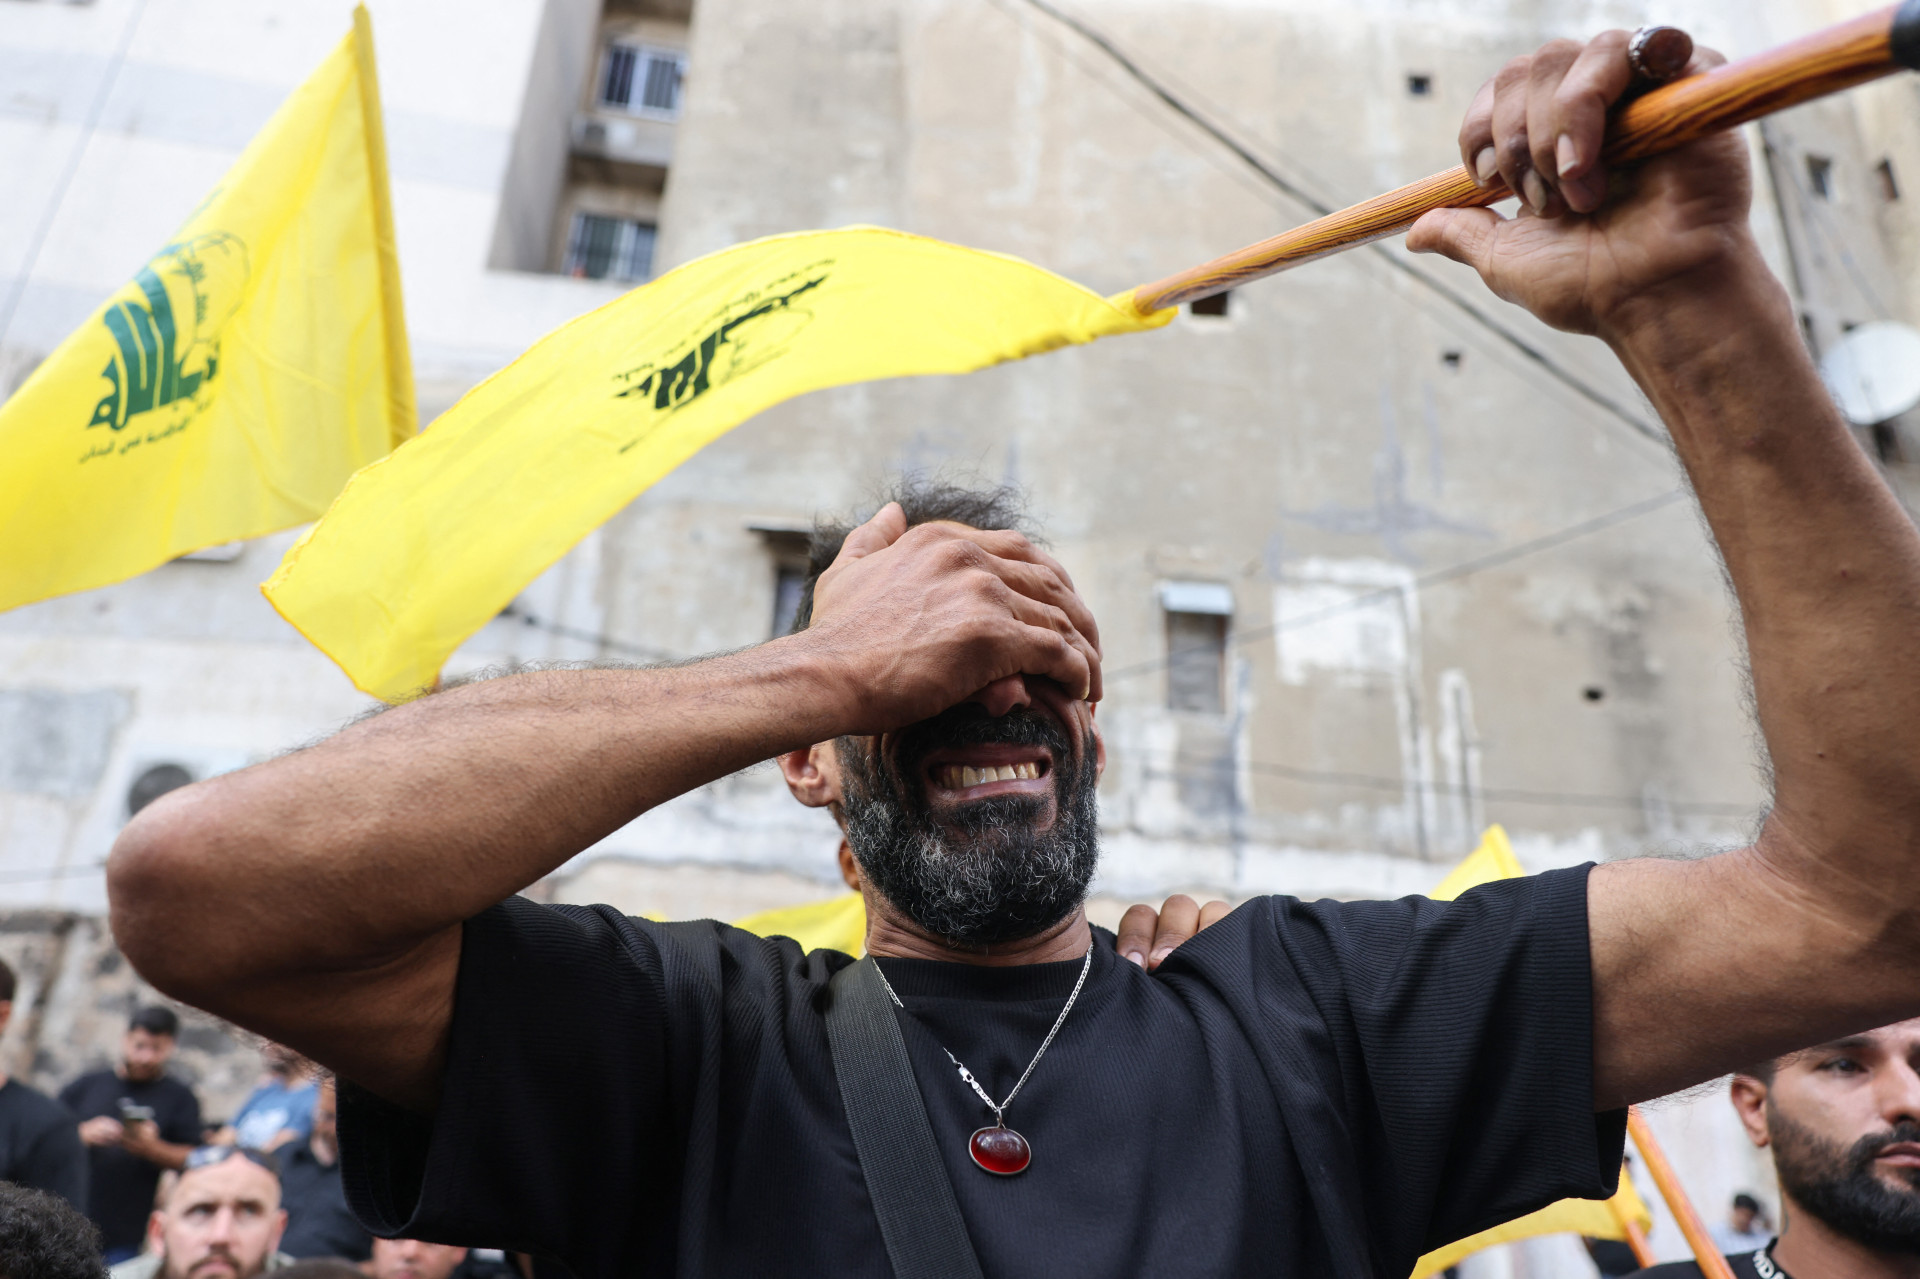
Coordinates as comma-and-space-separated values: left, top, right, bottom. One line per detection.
1410, 825, 1652, 1277
0, 6, 412, 612
734, 891, 867, 957
263, 226, 1170, 701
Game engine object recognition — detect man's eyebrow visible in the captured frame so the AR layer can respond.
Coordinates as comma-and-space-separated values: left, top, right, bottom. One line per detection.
1811, 1035, 1876, 1054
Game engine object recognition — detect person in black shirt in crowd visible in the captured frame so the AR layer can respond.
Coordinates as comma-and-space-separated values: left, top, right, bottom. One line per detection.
105, 29, 1920, 1279
1626, 1016, 1920, 1279
275, 1078, 368, 1262
0, 958, 87, 1212
60, 1008, 201, 1264
109, 1146, 289, 1279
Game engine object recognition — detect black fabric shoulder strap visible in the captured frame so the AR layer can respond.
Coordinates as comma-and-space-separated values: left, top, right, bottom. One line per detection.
825, 957, 985, 1279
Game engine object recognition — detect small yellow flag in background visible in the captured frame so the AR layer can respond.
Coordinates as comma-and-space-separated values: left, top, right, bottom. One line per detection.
1409, 824, 1653, 1278
262, 226, 1171, 702
0, 6, 412, 613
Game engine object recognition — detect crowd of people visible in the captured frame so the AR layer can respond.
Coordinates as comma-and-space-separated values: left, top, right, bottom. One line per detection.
0, 973, 532, 1279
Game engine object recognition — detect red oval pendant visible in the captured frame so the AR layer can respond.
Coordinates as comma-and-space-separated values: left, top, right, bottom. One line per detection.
969, 1125, 1031, 1175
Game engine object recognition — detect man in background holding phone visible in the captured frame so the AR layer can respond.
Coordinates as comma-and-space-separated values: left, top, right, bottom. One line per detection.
60, 1006, 202, 1263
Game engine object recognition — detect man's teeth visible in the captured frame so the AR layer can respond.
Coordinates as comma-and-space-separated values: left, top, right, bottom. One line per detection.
937, 762, 1042, 789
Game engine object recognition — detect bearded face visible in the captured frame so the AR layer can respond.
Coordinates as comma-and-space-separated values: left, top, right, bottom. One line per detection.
835, 701, 1099, 948
1770, 1108, 1920, 1255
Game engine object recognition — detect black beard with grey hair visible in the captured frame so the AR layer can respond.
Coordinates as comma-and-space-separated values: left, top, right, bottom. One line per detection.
836, 703, 1099, 948
1771, 1110, 1920, 1255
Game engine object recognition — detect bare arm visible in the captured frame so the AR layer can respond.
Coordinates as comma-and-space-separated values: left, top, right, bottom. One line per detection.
108, 507, 1102, 1112
1415, 32, 1920, 1106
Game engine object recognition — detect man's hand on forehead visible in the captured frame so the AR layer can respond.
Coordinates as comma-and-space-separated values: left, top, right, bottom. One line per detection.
803, 501, 1103, 734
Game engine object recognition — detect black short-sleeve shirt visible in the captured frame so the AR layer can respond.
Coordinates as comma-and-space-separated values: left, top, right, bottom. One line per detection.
341, 865, 1624, 1279
57, 1070, 202, 1252
0, 1079, 88, 1212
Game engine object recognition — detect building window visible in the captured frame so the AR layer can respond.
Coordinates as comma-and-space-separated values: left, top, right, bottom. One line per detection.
771, 564, 807, 637
601, 43, 686, 118
1807, 154, 1834, 200
1161, 581, 1233, 714
1406, 73, 1432, 97
1190, 290, 1230, 318
564, 213, 657, 282
1878, 158, 1901, 202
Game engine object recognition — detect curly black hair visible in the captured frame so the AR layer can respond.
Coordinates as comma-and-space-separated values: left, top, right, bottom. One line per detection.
0, 1184, 106, 1279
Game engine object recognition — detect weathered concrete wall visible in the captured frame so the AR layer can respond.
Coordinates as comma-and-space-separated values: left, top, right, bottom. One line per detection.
3, 4, 1918, 1270
0, 912, 264, 1123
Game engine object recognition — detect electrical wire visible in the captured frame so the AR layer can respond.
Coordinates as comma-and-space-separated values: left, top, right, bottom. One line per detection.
1146, 757, 1755, 817
1007, 0, 1667, 445
1107, 486, 1689, 682
0, 0, 151, 352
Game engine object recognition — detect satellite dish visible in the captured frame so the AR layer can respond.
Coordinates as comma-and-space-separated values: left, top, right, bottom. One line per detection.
1820, 322, 1920, 426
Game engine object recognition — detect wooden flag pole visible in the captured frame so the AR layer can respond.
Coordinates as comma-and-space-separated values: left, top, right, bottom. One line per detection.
1604, 1182, 1659, 1268
1129, 0, 1920, 313
1627, 1106, 1738, 1279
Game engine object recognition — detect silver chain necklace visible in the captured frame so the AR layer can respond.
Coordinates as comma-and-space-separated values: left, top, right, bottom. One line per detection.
871, 946, 1092, 1176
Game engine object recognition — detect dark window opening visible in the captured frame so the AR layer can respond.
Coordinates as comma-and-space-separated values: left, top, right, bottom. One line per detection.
1582, 686, 1605, 703
1167, 611, 1228, 714
564, 213, 657, 282
1406, 74, 1432, 97
128, 763, 194, 817
1441, 349, 1463, 370
1878, 158, 1901, 202
600, 43, 686, 117
1189, 291, 1230, 318
771, 563, 807, 637
1807, 154, 1834, 199
1872, 419, 1905, 464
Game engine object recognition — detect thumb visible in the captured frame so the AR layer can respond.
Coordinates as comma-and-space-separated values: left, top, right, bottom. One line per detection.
836, 501, 908, 562
1407, 206, 1502, 272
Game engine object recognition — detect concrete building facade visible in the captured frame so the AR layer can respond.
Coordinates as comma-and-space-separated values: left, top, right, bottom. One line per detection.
3, 0, 1918, 1270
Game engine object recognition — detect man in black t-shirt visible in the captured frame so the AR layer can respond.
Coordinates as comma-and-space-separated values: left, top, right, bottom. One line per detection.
1625, 1016, 1920, 1279
59, 1008, 202, 1263
105, 27, 1920, 1279
0, 958, 87, 1212
278, 1079, 369, 1261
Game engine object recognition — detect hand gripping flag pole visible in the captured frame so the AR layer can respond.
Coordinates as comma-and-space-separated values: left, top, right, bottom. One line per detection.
1128, 0, 1920, 312
264, 2, 1920, 701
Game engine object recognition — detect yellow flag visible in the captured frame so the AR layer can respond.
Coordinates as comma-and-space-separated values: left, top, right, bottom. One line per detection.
734, 891, 867, 958
0, 6, 412, 612
1410, 825, 1652, 1277
262, 226, 1170, 700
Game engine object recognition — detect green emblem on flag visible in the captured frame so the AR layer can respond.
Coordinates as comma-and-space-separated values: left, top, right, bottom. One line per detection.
89, 232, 251, 432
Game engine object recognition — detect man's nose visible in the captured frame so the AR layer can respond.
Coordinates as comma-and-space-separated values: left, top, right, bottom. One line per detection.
966, 675, 1031, 718
1876, 1054, 1920, 1127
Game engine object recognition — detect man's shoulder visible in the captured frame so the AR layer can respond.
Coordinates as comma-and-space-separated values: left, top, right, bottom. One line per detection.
0, 1078, 75, 1128
469, 895, 853, 992
57, 1068, 116, 1106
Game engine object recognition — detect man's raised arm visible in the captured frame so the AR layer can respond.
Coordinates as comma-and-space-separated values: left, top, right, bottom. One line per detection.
107, 509, 1100, 1112
1412, 33, 1920, 1107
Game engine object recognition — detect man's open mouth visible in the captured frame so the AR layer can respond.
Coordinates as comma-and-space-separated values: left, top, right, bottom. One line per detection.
922, 746, 1054, 800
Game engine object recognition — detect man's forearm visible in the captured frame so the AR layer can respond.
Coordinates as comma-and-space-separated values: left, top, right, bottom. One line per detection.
109, 641, 853, 1009
1606, 249, 1920, 886
1587, 248, 1920, 1101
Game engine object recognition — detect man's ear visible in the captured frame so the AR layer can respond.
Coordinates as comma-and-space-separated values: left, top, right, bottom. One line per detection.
1730, 1074, 1772, 1148
778, 742, 844, 810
